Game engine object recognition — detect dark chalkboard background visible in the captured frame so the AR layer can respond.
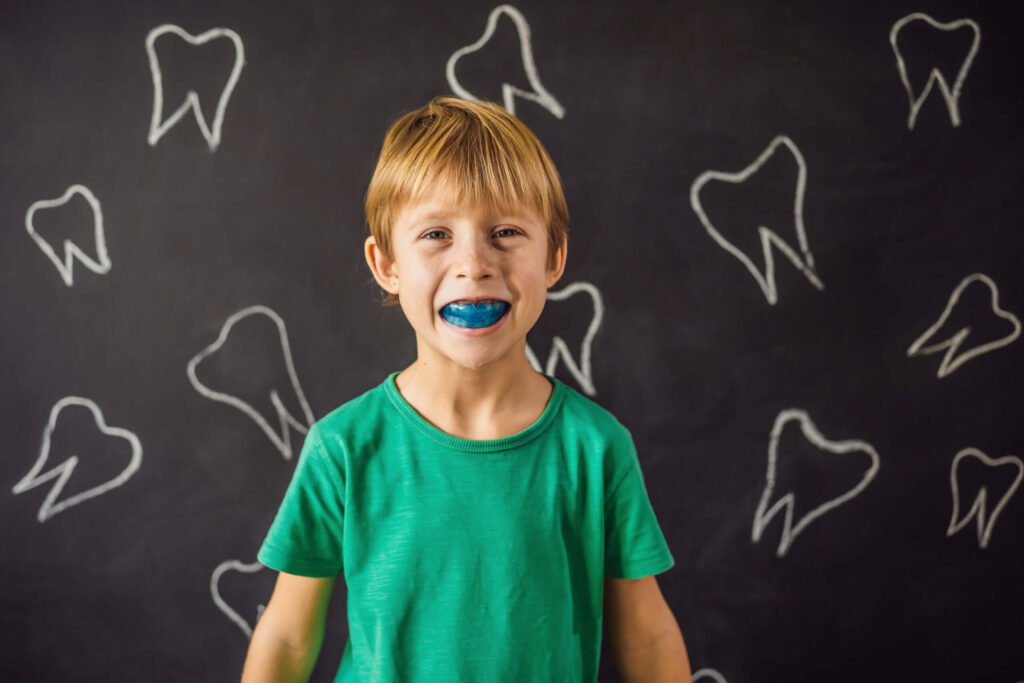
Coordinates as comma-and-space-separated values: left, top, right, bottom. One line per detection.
2, 1, 1022, 681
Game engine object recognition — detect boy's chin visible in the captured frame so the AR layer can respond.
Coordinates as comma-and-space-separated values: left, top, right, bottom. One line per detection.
446, 350, 508, 372
415, 329, 529, 373
438, 343, 524, 373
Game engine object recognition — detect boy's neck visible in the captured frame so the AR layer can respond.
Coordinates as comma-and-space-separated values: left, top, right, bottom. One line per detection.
394, 349, 553, 441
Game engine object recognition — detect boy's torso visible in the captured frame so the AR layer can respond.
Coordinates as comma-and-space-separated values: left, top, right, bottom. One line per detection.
325, 374, 624, 680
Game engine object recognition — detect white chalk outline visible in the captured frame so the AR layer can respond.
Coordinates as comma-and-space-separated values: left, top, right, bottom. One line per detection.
694, 669, 727, 683
211, 559, 266, 638
12, 397, 143, 522
446, 4, 565, 119
146, 24, 245, 152
947, 447, 1022, 549
690, 135, 824, 305
890, 13, 980, 130
752, 409, 880, 558
526, 281, 603, 396
907, 273, 1020, 378
187, 305, 314, 460
25, 184, 111, 286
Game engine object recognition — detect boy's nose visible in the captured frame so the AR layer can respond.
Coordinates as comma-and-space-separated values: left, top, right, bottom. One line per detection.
453, 239, 496, 280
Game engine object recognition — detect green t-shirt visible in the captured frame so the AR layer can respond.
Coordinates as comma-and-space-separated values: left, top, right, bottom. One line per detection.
258, 372, 674, 682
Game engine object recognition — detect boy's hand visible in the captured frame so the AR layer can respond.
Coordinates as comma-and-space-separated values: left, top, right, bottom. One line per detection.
604, 575, 692, 682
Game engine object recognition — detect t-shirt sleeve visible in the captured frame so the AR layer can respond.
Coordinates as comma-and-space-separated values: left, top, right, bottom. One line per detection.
257, 424, 345, 577
604, 434, 675, 579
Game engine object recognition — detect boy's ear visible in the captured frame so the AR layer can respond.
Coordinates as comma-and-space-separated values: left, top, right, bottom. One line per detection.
546, 239, 568, 288
365, 236, 399, 295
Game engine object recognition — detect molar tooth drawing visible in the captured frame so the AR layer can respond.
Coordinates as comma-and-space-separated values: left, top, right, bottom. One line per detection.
690, 135, 824, 305
890, 13, 980, 130
146, 24, 245, 152
693, 668, 728, 683
211, 559, 267, 638
752, 409, 880, 558
526, 281, 603, 396
906, 273, 1020, 378
446, 4, 564, 119
187, 305, 314, 460
25, 184, 110, 286
947, 448, 1022, 549
12, 397, 143, 522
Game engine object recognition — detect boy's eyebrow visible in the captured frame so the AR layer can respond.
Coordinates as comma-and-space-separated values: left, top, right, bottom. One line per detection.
401, 206, 456, 225
402, 204, 540, 228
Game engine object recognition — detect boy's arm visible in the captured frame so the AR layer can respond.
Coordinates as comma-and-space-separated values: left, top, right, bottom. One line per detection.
241, 572, 336, 683
604, 575, 692, 683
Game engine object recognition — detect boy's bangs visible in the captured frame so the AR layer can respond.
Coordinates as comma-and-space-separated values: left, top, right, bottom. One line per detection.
400, 131, 548, 222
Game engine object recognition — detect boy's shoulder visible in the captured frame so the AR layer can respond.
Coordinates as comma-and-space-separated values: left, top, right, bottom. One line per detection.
309, 375, 393, 440
552, 378, 634, 445
555, 382, 641, 486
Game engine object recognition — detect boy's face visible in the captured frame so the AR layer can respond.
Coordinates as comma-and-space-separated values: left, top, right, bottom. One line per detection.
365, 181, 566, 373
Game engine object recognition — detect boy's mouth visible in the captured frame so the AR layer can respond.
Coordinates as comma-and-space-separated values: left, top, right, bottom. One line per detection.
439, 299, 510, 329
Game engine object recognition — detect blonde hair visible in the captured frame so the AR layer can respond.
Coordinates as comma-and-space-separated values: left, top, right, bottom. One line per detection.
365, 96, 569, 305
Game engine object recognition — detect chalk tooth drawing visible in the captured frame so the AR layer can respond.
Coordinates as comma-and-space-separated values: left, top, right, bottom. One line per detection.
446, 4, 565, 119
890, 13, 980, 130
694, 669, 728, 683
145, 24, 245, 151
12, 397, 143, 522
690, 135, 824, 305
752, 409, 880, 557
947, 447, 1022, 549
25, 184, 111, 286
907, 273, 1020, 378
187, 305, 314, 460
211, 559, 267, 638
526, 281, 603, 396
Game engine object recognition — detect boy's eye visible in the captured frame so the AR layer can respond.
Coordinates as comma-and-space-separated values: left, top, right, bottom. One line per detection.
494, 227, 519, 239
423, 229, 447, 240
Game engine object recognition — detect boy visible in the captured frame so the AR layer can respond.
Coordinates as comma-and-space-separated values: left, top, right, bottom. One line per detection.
241, 96, 691, 682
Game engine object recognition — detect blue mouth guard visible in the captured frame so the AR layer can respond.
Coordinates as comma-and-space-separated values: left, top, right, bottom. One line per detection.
440, 300, 510, 329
